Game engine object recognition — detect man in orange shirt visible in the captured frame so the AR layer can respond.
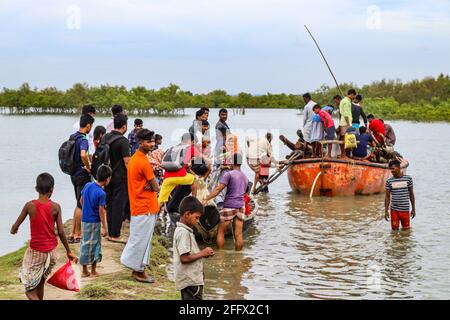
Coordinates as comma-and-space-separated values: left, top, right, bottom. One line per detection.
120, 129, 160, 284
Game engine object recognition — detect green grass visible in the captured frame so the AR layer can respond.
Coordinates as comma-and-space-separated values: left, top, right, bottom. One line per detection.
78, 234, 179, 300
0, 245, 27, 300
0, 228, 179, 300
0, 245, 26, 285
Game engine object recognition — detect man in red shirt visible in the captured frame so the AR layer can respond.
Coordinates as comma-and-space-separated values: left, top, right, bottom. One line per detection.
367, 114, 386, 146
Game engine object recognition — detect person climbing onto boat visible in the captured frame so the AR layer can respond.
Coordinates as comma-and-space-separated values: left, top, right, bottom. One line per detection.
302, 93, 316, 156
158, 133, 200, 204
202, 153, 249, 251
385, 159, 415, 230
351, 94, 368, 129
338, 89, 356, 158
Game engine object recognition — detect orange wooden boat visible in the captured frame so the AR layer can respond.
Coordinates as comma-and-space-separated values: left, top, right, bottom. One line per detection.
287, 158, 409, 197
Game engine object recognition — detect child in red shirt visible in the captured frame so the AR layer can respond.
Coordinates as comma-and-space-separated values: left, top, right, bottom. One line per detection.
10, 173, 78, 300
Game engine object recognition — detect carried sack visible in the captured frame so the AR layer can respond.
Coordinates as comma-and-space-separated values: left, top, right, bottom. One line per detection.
161, 144, 186, 172
47, 260, 80, 292
344, 133, 357, 149
58, 133, 83, 175
91, 134, 124, 178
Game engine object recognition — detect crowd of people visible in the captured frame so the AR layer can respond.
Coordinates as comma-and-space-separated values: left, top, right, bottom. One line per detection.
282, 90, 398, 162
9, 100, 415, 301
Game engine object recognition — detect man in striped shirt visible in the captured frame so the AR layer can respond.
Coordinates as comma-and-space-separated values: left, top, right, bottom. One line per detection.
385, 159, 416, 230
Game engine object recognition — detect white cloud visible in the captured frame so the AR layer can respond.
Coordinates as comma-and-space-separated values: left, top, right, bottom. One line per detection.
2, 0, 450, 41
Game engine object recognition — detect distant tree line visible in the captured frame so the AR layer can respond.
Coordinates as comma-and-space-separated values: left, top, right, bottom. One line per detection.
1, 74, 449, 121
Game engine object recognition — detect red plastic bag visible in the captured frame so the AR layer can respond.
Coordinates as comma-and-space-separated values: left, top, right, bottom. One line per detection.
244, 194, 252, 216
47, 260, 80, 292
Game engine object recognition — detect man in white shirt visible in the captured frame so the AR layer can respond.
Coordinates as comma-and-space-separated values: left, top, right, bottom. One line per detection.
72, 105, 96, 157
302, 93, 316, 145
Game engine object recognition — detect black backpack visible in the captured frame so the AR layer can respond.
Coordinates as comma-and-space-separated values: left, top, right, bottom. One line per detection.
91, 133, 125, 179
58, 132, 84, 175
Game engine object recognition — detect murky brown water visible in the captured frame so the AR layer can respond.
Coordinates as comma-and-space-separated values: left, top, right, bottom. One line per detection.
2, 110, 450, 299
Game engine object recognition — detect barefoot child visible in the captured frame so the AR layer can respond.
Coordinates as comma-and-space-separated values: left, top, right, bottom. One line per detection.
10, 173, 78, 300
173, 196, 214, 300
79, 165, 112, 277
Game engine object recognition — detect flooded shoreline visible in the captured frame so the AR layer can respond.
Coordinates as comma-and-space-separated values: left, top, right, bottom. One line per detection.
2, 109, 450, 299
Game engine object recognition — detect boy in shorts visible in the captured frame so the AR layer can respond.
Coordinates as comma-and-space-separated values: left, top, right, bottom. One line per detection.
10, 173, 78, 300
385, 159, 416, 230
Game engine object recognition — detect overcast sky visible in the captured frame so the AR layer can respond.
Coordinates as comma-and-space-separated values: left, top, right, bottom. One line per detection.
0, 0, 449, 94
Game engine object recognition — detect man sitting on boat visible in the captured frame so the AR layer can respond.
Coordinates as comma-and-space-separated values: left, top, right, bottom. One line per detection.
352, 126, 376, 159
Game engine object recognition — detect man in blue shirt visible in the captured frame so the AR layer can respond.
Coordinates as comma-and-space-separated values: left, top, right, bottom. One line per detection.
69, 114, 94, 243
352, 126, 376, 158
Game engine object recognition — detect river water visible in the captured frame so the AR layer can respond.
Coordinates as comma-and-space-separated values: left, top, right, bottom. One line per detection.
1, 109, 449, 299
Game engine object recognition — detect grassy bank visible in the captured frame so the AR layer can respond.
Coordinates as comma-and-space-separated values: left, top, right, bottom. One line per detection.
0, 221, 179, 300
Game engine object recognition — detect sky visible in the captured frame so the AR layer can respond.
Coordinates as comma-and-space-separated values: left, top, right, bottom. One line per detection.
0, 0, 449, 94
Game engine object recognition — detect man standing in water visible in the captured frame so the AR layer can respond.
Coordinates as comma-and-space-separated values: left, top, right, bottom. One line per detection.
385, 159, 416, 230
203, 153, 248, 251
302, 93, 316, 156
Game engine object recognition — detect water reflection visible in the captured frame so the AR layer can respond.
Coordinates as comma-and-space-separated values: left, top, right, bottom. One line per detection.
2, 113, 450, 299
204, 250, 253, 300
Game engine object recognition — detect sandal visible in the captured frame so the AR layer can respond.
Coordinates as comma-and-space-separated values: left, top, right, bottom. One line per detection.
133, 275, 154, 284
107, 237, 127, 244
67, 236, 75, 244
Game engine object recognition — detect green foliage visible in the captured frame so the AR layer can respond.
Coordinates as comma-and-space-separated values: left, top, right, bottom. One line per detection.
1, 74, 450, 121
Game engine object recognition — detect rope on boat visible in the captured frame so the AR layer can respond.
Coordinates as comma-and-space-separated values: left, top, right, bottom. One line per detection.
309, 171, 322, 198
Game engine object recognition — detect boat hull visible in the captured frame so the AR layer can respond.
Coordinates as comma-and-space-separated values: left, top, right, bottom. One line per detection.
287, 158, 409, 197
